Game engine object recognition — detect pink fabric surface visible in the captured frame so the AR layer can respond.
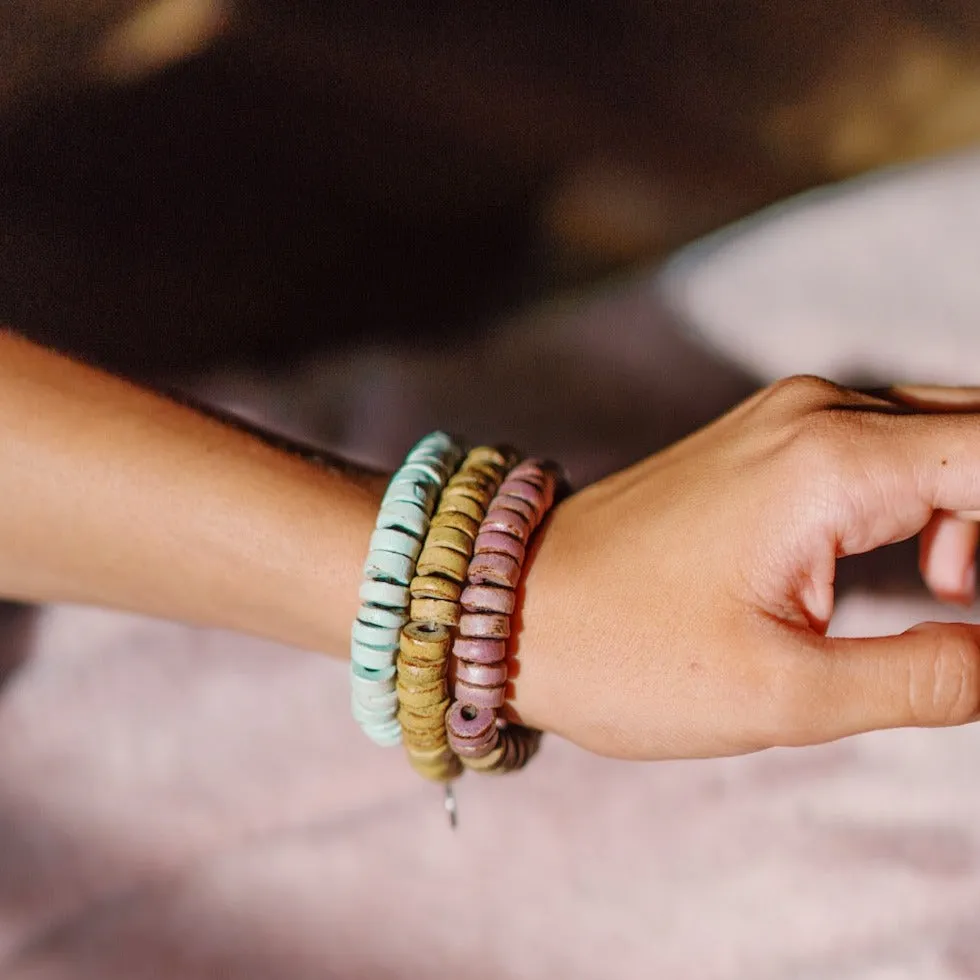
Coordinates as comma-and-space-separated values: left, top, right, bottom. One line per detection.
4, 150, 980, 978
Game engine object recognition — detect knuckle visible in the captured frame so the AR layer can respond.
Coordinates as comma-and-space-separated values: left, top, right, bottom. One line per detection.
910, 625, 980, 727
786, 409, 855, 481
764, 375, 844, 413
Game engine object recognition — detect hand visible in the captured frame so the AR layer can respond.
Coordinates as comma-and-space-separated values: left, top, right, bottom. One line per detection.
515, 376, 980, 760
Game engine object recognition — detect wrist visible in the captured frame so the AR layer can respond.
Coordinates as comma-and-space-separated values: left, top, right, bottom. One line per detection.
504, 494, 575, 738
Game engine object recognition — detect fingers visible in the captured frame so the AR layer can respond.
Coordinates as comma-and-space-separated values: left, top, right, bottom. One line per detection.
919, 510, 978, 605
883, 385, 980, 412
770, 624, 980, 746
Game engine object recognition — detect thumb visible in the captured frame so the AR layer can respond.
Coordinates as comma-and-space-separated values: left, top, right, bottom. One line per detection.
791, 623, 980, 744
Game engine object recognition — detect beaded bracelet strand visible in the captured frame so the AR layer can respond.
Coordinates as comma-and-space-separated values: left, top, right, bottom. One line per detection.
350, 432, 463, 746
397, 446, 516, 786
446, 457, 558, 773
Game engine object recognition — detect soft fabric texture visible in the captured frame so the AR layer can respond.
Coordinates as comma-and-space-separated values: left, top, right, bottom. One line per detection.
3, 149, 980, 979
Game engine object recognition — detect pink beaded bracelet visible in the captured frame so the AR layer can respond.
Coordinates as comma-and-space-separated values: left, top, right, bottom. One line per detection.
446, 457, 559, 774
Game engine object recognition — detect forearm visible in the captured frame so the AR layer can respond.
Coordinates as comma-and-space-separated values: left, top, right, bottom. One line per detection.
0, 329, 382, 654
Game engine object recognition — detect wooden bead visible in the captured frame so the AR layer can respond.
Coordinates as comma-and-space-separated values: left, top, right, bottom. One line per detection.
410, 575, 462, 601
454, 680, 506, 708
416, 546, 470, 581
399, 706, 451, 734
473, 530, 526, 564
452, 637, 507, 664
397, 657, 447, 686
438, 494, 484, 523
409, 755, 463, 783
459, 585, 516, 616
467, 552, 522, 588
481, 507, 532, 543
462, 742, 507, 771
493, 494, 538, 525
506, 460, 549, 487
358, 580, 411, 610
446, 701, 496, 740
409, 597, 460, 626
400, 726, 450, 750
397, 694, 451, 719
424, 525, 474, 556
458, 613, 511, 639
405, 742, 456, 765
429, 511, 481, 539
396, 679, 448, 709
442, 482, 495, 509
368, 527, 424, 561
456, 660, 509, 688
464, 446, 510, 468
375, 499, 428, 539
399, 622, 452, 663
357, 605, 409, 630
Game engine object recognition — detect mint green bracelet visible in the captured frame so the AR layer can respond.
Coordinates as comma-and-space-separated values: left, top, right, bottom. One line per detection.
350, 432, 463, 746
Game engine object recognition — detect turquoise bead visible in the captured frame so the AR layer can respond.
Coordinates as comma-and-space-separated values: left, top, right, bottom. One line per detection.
351, 620, 402, 650
362, 549, 414, 585
351, 660, 396, 682
397, 461, 446, 485
382, 479, 438, 510
351, 693, 397, 722
352, 687, 399, 713
358, 580, 410, 609
367, 528, 423, 561
356, 604, 408, 630
350, 639, 398, 671
351, 673, 397, 700
365, 721, 403, 747
352, 430, 465, 748
375, 500, 428, 539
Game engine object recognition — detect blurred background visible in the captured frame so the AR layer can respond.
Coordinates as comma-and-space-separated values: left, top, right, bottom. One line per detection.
2, 0, 980, 379
5, 8, 980, 978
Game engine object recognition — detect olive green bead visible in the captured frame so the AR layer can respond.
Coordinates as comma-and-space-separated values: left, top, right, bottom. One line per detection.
399, 622, 451, 663
409, 597, 460, 626
416, 546, 470, 581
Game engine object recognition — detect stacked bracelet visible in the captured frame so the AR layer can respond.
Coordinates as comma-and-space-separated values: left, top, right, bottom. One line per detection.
351, 433, 564, 797
350, 432, 463, 746
397, 446, 516, 782
446, 458, 557, 773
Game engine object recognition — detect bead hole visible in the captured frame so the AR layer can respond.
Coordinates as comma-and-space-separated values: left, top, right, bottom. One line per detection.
461, 705, 478, 720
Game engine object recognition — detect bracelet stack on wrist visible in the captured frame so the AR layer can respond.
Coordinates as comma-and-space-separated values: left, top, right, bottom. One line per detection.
350, 433, 564, 799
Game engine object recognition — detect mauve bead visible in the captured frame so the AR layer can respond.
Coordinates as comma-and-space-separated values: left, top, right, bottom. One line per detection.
481, 507, 532, 543
452, 736, 500, 760
456, 660, 509, 688
462, 741, 506, 771
454, 680, 507, 708
452, 637, 507, 664
507, 459, 548, 485
446, 701, 496, 740
497, 479, 546, 517
458, 612, 511, 639
447, 723, 498, 754
468, 552, 522, 588
473, 530, 526, 563
459, 585, 516, 615
492, 494, 538, 525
